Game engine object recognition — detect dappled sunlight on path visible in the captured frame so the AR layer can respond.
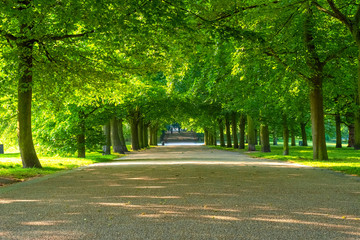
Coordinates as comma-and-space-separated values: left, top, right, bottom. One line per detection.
0, 145, 359, 239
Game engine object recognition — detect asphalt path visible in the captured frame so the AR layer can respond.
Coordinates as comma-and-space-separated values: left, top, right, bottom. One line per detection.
0, 145, 359, 239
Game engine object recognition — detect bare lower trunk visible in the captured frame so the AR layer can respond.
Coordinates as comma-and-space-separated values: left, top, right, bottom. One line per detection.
309, 85, 328, 160
144, 123, 149, 148
291, 130, 296, 146
76, 111, 86, 158
218, 118, 225, 147
204, 129, 208, 145
103, 121, 111, 155
118, 119, 129, 152
225, 114, 232, 148
335, 114, 342, 148
273, 129, 278, 145
283, 116, 289, 155
138, 118, 144, 149
260, 124, 271, 152
130, 119, 140, 150
247, 115, 256, 151
111, 117, 124, 154
239, 114, 246, 149
231, 112, 238, 149
348, 124, 355, 147
300, 122, 308, 146
17, 41, 42, 168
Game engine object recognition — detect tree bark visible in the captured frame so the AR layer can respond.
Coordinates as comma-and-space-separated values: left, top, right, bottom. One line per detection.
144, 122, 149, 148
111, 117, 124, 154
283, 116, 289, 155
300, 122, 308, 146
129, 111, 140, 150
17, 40, 42, 168
231, 112, 239, 149
76, 110, 86, 158
118, 119, 129, 152
260, 124, 271, 152
204, 129, 209, 145
247, 115, 256, 151
348, 124, 355, 147
138, 118, 144, 149
291, 129, 296, 146
225, 114, 232, 148
335, 113, 342, 148
309, 84, 328, 160
254, 129, 258, 145
273, 129, 278, 145
239, 114, 246, 149
103, 121, 111, 155
218, 118, 225, 147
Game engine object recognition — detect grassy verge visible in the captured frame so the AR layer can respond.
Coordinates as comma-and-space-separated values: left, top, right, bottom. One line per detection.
209, 145, 360, 176
0, 152, 123, 182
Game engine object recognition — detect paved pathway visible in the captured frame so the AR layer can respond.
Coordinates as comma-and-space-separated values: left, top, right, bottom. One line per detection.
0, 145, 359, 239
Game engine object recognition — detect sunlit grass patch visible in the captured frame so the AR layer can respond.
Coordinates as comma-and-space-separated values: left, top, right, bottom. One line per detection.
210, 144, 360, 176
0, 152, 122, 181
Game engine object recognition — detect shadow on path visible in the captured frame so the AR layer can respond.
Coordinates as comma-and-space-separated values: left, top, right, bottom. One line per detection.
0, 145, 359, 239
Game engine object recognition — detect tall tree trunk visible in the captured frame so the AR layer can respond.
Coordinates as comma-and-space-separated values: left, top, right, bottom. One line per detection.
260, 124, 271, 152
144, 122, 149, 148
130, 113, 140, 150
309, 84, 328, 160
354, 47, 360, 149
283, 116, 289, 155
77, 110, 86, 158
348, 124, 355, 147
111, 117, 124, 154
254, 129, 258, 145
17, 40, 41, 168
300, 122, 308, 146
103, 121, 111, 155
239, 114, 246, 149
304, 3, 328, 160
118, 119, 129, 152
291, 129, 296, 146
231, 112, 239, 149
273, 129, 278, 145
218, 118, 225, 147
138, 118, 144, 149
204, 129, 209, 145
225, 114, 232, 148
335, 114, 342, 148
247, 115, 256, 151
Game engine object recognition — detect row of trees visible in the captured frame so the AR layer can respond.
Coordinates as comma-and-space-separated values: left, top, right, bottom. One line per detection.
0, 0, 359, 168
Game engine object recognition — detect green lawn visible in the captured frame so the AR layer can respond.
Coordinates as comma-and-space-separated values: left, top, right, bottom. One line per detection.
0, 152, 122, 181
210, 144, 360, 176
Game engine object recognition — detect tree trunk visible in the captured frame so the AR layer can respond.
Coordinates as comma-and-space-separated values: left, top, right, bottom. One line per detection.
231, 112, 239, 149
239, 114, 246, 149
144, 123, 149, 148
111, 117, 124, 154
291, 130, 296, 146
254, 129, 258, 145
218, 118, 225, 147
225, 114, 232, 148
247, 115, 256, 151
348, 124, 355, 147
103, 121, 111, 155
335, 114, 342, 148
130, 116, 140, 150
309, 84, 328, 160
17, 40, 42, 168
138, 118, 145, 149
77, 110, 86, 158
353, 47, 360, 149
273, 129, 278, 145
260, 124, 271, 152
118, 119, 129, 152
300, 122, 308, 146
283, 116, 289, 155
204, 129, 209, 145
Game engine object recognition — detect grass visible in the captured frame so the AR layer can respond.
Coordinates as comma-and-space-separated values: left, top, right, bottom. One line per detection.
209, 144, 360, 177
0, 152, 123, 181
